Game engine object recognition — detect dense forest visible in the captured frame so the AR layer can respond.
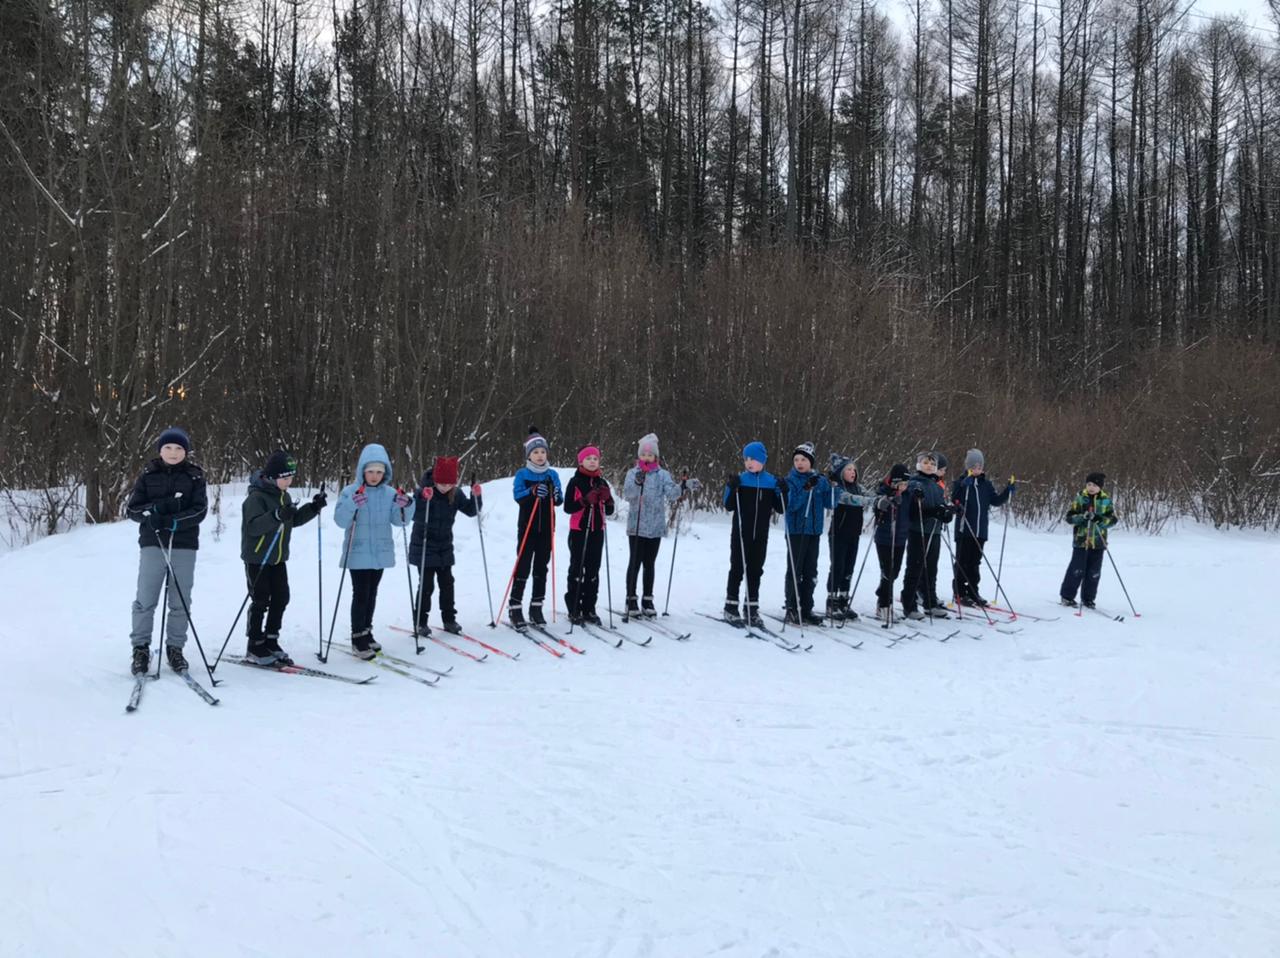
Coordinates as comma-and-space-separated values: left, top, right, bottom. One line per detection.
1, 0, 1278, 533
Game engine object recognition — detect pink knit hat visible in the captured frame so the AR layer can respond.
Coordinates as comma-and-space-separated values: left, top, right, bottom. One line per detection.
577, 445, 601, 465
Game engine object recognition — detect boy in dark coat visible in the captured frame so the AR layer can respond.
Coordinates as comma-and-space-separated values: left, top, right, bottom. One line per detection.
781, 442, 832, 626
723, 441, 784, 628
949, 448, 1015, 606
1059, 472, 1119, 608
240, 450, 327, 664
509, 428, 563, 628
564, 445, 615, 625
125, 427, 209, 675
873, 463, 911, 620
901, 451, 954, 620
409, 456, 480, 635
825, 453, 874, 621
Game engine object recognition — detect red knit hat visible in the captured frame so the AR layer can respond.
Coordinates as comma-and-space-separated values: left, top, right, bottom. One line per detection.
433, 456, 460, 485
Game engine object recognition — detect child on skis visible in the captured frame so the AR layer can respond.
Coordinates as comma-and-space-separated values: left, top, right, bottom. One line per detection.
125, 427, 209, 674
622, 433, 697, 618
825, 453, 873, 621
781, 442, 831, 626
901, 451, 954, 620
564, 445, 615, 625
333, 442, 414, 658
240, 450, 327, 665
1059, 472, 1119, 609
408, 456, 481, 636
873, 463, 911, 620
509, 427, 563, 629
723, 441, 784, 628
949, 448, 1015, 606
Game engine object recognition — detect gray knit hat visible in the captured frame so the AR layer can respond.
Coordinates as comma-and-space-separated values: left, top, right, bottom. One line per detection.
965, 448, 985, 471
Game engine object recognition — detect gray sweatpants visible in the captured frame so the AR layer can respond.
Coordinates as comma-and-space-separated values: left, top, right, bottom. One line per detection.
130, 546, 197, 649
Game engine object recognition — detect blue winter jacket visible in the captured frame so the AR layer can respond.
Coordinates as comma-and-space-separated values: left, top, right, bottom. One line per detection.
949, 475, 1012, 541
722, 470, 784, 543
333, 443, 414, 569
782, 469, 831, 536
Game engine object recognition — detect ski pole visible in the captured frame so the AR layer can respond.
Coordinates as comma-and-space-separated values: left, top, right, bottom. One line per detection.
213, 522, 284, 669
734, 487, 751, 616
958, 506, 1018, 617
403, 486, 424, 654
996, 475, 1014, 584
416, 488, 434, 652
906, 496, 934, 626
886, 497, 898, 629
471, 474, 497, 627
322, 484, 363, 663
780, 488, 807, 640
317, 484, 324, 662
1103, 545, 1142, 618
550, 484, 558, 624
154, 542, 170, 679
602, 493, 615, 629
151, 525, 218, 686
570, 492, 593, 632
939, 519, 996, 624
498, 497, 542, 624
661, 477, 688, 616
847, 526, 876, 607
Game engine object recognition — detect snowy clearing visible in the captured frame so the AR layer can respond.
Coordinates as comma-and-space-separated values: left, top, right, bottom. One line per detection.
1, 472, 1276, 957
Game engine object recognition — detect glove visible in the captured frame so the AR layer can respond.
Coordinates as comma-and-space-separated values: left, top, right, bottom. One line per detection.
471, 483, 482, 498
634, 470, 647, 487
533, 481, 549, 499
353, 489, 368, 508
875, 495, 891, 513
153, 496, 182, 515
554, 490, 563, 506
421, 487, 435, 501
311, 491, 328, 509
681, 477, 703, 493
1007, 478, 1016, 495
803, 475, 819, 491
726, 474, 741, 492
146, 510, 169, 529
275, 499, 297, 521
394, 490, 412, 509
912, 486, 924, 499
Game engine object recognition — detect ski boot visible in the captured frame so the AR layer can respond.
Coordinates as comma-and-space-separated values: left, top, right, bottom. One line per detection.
264, 633, 292, 666
351, 630, 376, 660
584, 611, 603, 627
1059, 596, 1077, 608
508, 606, 528, 630
625, 595, 641, 619
367, 631, 382, 652
802, 610, 825, 627
825, 596, 843, 621
641, 595, 657, 619
904, 609, 926, 621
874, 605, 891, 623
528, 602, 547, 627
745, 603, 765, 629
722, 601, 743, 626
568, 610, 585, 626
246, 635, 280, 666
442, 620, 463, 635
1082, 600, 1096, 610
924, 605, 951, 619
413, 620, 432, 638
165, 645, 189, 673
131, 645, 151, 675
783, 608, 802, 626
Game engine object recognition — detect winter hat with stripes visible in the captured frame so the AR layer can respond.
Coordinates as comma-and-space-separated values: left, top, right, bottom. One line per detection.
524, 426, 549, 459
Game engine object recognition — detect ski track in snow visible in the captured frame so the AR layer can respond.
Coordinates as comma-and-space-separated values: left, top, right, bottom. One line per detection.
1, 470, 1277, 957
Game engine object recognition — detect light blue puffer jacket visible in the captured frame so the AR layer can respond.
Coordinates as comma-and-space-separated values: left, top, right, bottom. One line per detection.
333, 443, 414, 569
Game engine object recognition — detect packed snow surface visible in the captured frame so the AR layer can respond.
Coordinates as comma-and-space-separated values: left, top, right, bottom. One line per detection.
1, 471, 1276, 957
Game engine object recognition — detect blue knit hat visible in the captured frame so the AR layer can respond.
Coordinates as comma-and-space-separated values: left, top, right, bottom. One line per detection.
156, 427, 191, 452
742, 441, 768, 465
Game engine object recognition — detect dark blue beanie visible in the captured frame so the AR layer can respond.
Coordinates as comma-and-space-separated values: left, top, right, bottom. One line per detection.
156, 427, 191, 452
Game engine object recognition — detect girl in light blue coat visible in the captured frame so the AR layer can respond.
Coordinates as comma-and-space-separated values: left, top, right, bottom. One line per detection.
333, 442, 414, 657
622, 433, 700, 617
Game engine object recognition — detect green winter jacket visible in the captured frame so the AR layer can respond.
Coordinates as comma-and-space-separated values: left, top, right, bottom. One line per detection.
1065, 488, 1118, 550
241, 472, 321, 565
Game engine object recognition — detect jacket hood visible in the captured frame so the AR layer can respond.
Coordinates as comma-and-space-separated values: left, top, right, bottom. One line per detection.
249, 471, 279, 494
355, 443, 393, 484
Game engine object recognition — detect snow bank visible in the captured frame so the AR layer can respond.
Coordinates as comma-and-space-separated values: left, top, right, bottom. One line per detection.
0, 470, 1276, 957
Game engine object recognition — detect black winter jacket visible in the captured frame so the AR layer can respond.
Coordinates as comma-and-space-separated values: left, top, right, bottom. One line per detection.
407, 469, 478, 568
125, 458, 208, 550
906, 470, 950, 535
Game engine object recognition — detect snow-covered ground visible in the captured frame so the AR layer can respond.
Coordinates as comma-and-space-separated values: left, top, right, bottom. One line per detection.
1, 470, 1276, 957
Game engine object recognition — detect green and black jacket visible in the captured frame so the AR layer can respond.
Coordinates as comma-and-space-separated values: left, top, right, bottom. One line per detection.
1065, 488, 1118, 550
241, 472, 321, 565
